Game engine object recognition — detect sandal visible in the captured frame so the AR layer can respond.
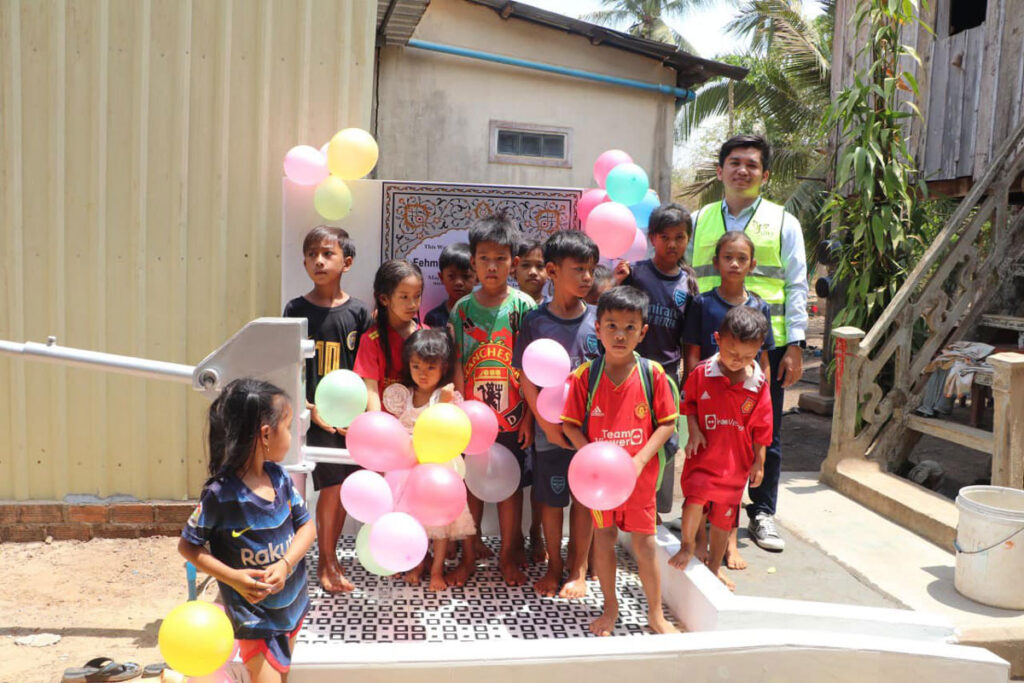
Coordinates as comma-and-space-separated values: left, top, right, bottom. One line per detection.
62, 657, 142, 682
141, 663, 167, 678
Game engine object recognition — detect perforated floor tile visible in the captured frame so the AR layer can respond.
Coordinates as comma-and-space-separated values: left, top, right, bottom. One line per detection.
298, 536, 679, 644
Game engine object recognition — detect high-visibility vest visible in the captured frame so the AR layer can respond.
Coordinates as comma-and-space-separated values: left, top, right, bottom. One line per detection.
692, 198, 789, 344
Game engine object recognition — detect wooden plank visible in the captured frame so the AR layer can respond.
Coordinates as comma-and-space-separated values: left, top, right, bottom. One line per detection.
941, 31, 967, 179
911, 1, 937, 171
906, 415, 995, 454
973, 0, 1005, 177
990, 0, 1024, 162
958, 27, 985, 178
924, 35, 950, 177
980, 314, 1024, 331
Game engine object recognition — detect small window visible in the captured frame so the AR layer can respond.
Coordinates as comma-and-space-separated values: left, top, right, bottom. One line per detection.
490, 121, 571, 168
950, 0, 986, 35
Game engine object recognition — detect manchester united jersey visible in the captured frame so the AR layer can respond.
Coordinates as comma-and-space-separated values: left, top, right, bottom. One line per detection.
680, 355, 773, 504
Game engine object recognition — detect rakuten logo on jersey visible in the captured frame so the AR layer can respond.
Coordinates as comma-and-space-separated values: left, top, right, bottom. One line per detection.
240, 533, 295, 567
600, 428, 644, 447
704, 415, 741, 431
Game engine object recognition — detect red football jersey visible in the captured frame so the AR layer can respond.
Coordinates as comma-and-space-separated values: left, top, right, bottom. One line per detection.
353, 322, 425, 402
562, 359, 678, 510
680, 355, 773, 505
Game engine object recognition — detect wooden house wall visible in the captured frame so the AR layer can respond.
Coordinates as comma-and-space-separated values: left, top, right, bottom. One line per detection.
832, 0, 1024, 184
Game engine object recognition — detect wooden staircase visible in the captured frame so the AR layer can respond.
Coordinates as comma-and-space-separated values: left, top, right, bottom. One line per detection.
823, 114, 1024, 510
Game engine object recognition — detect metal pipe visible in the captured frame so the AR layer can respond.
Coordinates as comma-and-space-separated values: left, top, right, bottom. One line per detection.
0, 336, 195, 383
303, 445, 356, 466
407, 39, 695, 102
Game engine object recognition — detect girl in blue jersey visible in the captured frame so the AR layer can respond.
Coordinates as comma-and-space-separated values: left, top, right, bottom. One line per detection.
179, 378, 316, 683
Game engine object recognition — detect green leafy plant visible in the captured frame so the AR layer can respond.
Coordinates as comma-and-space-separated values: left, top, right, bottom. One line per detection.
821, 0, 930, 331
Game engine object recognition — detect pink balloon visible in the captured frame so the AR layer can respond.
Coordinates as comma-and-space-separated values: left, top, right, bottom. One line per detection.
384, 468, 412, 504
346, 412, 417, 472
585, 202, 638, 260
594, 149, 633, 187
623, 227, 649, 263
523, 339, 571, 388
577, 188, 609, 225
460, 400, 499, 455
340, 470, 394, 524
536, 382, 569, 424
369, 512, 428, 572
568, 441, 637, 510
396, 463, 467, 527
283, 145, 329, 186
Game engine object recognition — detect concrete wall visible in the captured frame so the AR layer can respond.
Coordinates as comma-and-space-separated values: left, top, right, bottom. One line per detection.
0, 0, 377, 500
375, 0, 677, 196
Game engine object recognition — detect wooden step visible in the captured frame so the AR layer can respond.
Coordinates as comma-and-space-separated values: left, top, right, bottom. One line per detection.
906, 414, 994, 454
980, 314, 1024, 331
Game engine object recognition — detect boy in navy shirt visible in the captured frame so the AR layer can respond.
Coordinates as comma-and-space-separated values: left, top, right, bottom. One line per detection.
514, 230, 601, 598
614, 204, 698, 515
424, 242, 475, 328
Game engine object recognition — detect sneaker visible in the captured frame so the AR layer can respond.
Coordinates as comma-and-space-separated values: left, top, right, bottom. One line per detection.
747, 512, 785, 551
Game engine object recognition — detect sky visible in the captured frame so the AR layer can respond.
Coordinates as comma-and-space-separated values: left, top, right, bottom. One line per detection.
518, 0, 823, 59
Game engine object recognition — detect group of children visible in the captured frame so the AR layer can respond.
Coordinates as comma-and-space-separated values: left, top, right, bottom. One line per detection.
178, 205, 776, 681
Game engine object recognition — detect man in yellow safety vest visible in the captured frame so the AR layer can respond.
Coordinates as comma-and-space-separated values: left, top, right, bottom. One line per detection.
687, 135, 808, 556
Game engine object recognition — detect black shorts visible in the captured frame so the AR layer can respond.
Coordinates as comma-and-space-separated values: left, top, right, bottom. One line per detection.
531, 447, 575, 508
496, 430, 532, 491
311, 463, 360, 491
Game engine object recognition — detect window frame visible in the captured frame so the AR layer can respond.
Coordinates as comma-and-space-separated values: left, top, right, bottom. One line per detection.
489, 120, 572, 168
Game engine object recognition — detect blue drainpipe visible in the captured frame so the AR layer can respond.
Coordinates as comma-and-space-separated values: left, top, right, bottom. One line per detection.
406, 39, 695, 103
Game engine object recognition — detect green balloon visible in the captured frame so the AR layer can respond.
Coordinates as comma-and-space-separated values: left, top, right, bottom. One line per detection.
356, 524, 393, 577
605, 162, 649, 206
313, 369, 368, 429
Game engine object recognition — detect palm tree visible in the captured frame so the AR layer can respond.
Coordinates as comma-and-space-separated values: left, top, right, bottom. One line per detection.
582, 0, 727, 54
677, 0, 834, 247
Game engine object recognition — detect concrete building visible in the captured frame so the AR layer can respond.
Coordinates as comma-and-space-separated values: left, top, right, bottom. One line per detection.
374, 0, 745, 195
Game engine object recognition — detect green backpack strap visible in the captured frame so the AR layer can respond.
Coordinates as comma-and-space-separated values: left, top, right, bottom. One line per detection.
581, 355, 605, 438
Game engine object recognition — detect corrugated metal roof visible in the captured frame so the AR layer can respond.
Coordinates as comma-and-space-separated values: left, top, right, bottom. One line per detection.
377, 0, 432, 45
465, 0, 747, 88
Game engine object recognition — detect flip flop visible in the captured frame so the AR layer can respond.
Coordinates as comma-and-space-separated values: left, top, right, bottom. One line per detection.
141, 663, 167, 678
62, 657, 142, 682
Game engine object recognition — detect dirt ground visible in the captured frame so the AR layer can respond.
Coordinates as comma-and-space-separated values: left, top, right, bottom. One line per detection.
1, 310, 989, 683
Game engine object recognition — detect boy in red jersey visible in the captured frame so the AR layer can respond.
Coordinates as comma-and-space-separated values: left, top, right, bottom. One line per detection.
669, 306, 773, 591
561, 286, 678, 637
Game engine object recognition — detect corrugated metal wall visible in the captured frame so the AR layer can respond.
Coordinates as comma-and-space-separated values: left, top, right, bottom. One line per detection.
0, 0, 376, 501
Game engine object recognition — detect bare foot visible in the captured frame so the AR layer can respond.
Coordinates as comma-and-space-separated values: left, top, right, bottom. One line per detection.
499, 555, 527, 586
403, 567, 423, 585
428, 573, 448, 592
667, 542, 694, 570
558, 576, 588, 600
318, 562, 355, 593
725, 547, 747, 571
648, 612, 679, 634
589, 607, 618, 636
716, 567, 736, 591
533, 567, 562, 597
530, 529, 547, 564
445, 559, 474, 587
695, 544, 710, 564
472, 537, 493, 561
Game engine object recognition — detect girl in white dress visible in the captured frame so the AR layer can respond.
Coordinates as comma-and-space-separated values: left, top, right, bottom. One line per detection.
382, 328, 476, 590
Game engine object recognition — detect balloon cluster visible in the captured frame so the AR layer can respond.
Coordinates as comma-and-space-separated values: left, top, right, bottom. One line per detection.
579, 150, 660, 261
282, 128, 380, 221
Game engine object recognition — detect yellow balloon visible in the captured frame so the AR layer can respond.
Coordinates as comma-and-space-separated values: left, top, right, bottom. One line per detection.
158, 601, 234, 677
327, 128, 379, 180
313, 175, 352, 221
413, 403, 471, 464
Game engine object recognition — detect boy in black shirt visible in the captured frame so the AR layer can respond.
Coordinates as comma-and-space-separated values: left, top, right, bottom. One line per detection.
283, 225, 371, 593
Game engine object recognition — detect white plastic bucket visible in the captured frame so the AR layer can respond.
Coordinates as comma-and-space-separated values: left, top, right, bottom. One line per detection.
954, 485, 1024, 610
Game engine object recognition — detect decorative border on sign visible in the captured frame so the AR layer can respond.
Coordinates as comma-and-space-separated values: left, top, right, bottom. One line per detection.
381, 182, 582, 260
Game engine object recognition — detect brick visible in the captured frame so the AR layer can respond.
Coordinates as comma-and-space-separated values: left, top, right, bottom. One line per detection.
154, 503, 194, 525
139, 523, 184, 538
3, 525, 47, 543
19, 504, 65, 524
67, 505, 108, 523
0, 505, 18, 525
49, 523, 93, 542
95, 524, 141, 539
109, 504, 153, 524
